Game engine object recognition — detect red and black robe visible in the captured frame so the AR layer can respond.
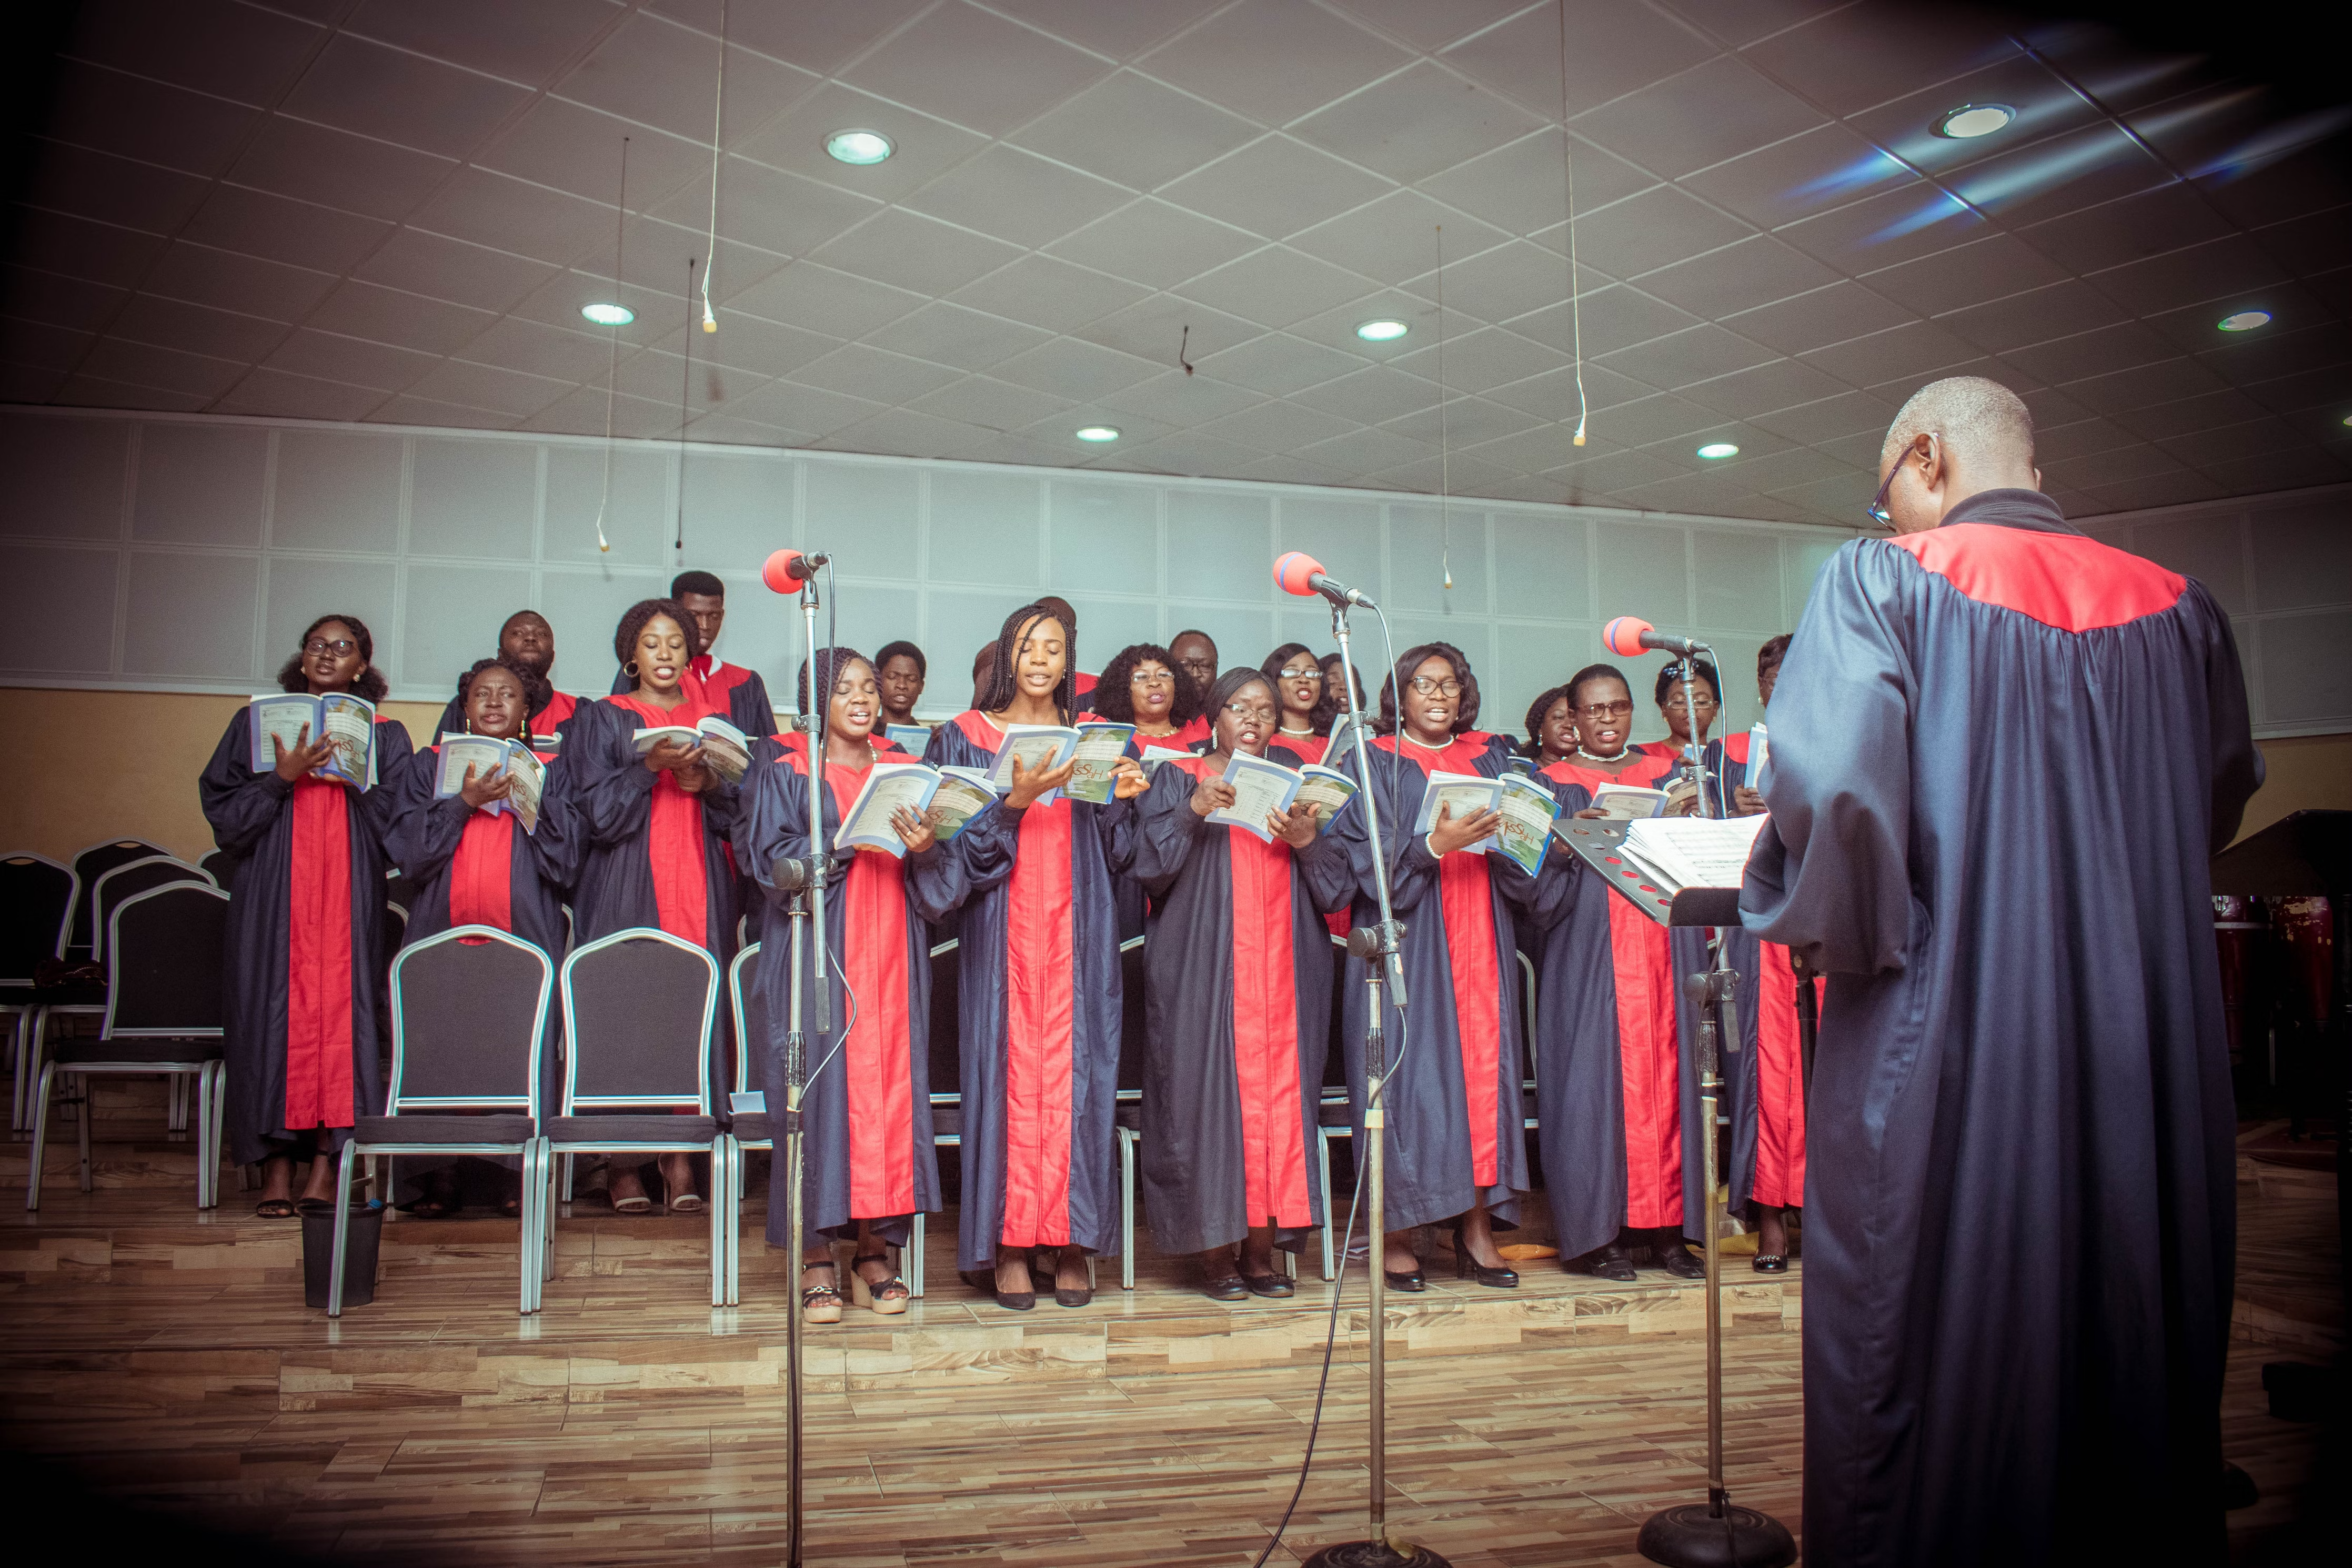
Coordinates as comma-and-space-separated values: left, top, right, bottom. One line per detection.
434, 687, 580, 753
567, 692, 740, 958
924, 711, 1136, 1270
200, 707, 414, 1167
610, 651, 774, 739
1119, 757, 1356, 1255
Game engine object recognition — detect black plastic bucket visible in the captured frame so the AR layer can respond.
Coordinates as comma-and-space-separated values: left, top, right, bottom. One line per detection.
298, 1196, 385, 1309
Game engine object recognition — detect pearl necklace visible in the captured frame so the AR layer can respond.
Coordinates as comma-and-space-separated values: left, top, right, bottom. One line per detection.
1278, 723, 1316, 736
1573, 747, 1629, 765
1400, 731, 1455, 752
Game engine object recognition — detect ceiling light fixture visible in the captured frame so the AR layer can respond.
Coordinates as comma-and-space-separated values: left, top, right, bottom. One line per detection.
825, 129, 894, 165
2217, 309, 2272, 331
1075, 425, 1120, 443
1355, 318, 1409, 342
581, 301, 634, 326
1696, 441, 1739, 460
1934, 103, 2015, 138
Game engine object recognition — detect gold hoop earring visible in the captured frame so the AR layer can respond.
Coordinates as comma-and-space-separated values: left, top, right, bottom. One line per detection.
624, 660, 639, 679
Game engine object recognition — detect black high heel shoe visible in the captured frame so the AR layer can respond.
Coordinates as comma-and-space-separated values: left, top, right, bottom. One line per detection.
1382, 1260, 1427, 1292
1449, 1225, 1519, 1289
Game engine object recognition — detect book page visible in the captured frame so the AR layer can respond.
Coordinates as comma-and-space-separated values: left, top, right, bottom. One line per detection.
249, 696, 315, 772
884, 723, 931, 753
1208, 753, 1300, 842
319, 694, 375, 789
504, 746, 544, 835
835, 765, 940, 856
1063, 722, 1135, 804
927, 769, 998, 841
1293, 764, 1359, 829
984, 726, 1078, 791
1490, 776, 1560, 875
1414, 771, 1501, 854
695, 716, 751, 785
435, 737, 510, 800
1590, 783, 1669, 820
1622, 815, 1769, 891
632, 726, 697, 753
1747, 723, 1770, 793
1139, 744, 1193, 775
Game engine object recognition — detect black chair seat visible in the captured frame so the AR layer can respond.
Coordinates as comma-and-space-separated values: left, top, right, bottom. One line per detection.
1, 983, 39, 1007
31, 981, 106, 1007
730, 1111, 773, 1143
355, 1113, 538, 1144
1114, 1103, 1143, 1132
546, 1113, 718, 1144
1318, 1099, 1355, 1128
53, 1036, 222, 1065
929, 1104, 963, 1139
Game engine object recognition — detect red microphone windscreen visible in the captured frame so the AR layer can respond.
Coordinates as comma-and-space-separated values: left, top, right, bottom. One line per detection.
762, 548, 803, 594
1274, 551, 1325, 597
1601, 616, 1654, 658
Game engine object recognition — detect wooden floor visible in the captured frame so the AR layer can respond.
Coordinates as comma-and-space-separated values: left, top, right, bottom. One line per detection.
0, 1100, 2336, 1564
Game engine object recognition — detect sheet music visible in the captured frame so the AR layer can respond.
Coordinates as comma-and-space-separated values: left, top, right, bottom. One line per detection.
1621, 815, 1768, 891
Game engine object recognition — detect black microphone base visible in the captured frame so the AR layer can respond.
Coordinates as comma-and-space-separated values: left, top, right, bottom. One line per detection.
1301, 1539, 1451, 1567
1635, 1502, 1796, 1567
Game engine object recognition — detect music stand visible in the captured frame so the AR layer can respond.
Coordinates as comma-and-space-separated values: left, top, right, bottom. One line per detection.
1557, 817, 1797, 1568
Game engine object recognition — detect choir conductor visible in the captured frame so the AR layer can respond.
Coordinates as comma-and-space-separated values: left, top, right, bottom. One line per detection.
1742, 376, 2264, 1566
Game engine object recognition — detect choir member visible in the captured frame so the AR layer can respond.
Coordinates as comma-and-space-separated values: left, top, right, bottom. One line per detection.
384, 655, 576, 1217
1744, 375, 2260, 1565
741, 648, 960, 1323
1717, 633, 1802, 1270
1526, 664, 1700, 1281
569, 598, 741, 1213
1521, 685, 1578, 768
1037, 596, 1097, 699
434, 609, 577, 748
1120, 668, 1354, 1299
609, 570, 776, 736
1331, 643, 1538, 1290
969, 640, 996, 710
1260, 642, 1329, 765
923, 603, 1148, 1310
1319, 653, 1365, 720
1169, 628, 1219, 703
1639, 658, 1725, 808
200, 615, 414, 1216
874, 639, 927, 730
1090, 641, 1209, 749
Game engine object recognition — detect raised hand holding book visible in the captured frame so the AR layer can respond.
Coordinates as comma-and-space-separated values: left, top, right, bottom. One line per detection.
1062, 721, 1137, 804
631, 713, 751, 784
1208, 752, 1302, 843
833, 764, 944, 857
1413, 770, 1504, 853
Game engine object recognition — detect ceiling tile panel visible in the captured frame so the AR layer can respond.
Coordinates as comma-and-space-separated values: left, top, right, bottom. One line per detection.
1633, 235, 1838, 319
647, 310, 839, 377
650, 0, 924, 77
721, 378, 884, 436
1154, 136, 1395, 241
807, 209, 1024, 297
306, 280, 496, 355
1281, 364, 1435, 425
1738, 5, 2025, 118
78, 337, 247, 399
1381, 393, 1542, 448
1296, 192, 1514, 290
1194, 399, 1356, 452
1999, 320, 2179, 385
0, 317, 96, 371
182, 185, 395, 275
1802, 318, 1986, 387
901, 145, 1134, 247
1677, 122, 1914, 231
1861, 233, 2072, 317
1, 264, 128, 332
477, 98, 709, 206
646, 156, 882, 259
946, 254, 1151, 334
841, 1, 1107, 136
557, 13, 821, 143
1680, 356, 1851, 419
726, 262, 928, 339
1140, 0, 1411, 128
280, 35, 533, 160
1746, 390, 1895, 445
1776, 181, 1996, 274
408, 167, 618, 266
1099, 368, 1267, 426
44, 61, 263, 177
54, 372, 211, 412
908, 374, 1074, 433
145, 240, 339, 320
352, 228, 558, 316
1941, 280, 2133, 355
454, 315, 620, 383
263, 327, 442, 391
1572, 56, 1824, 180
350, 0, 626, 84
18, 145, 211, 238
1941, 124, 2175, 230
225, 117, 458, 225
1718, 280, 1914, 356
1290, 61, 1544, 184
1389, 326, 1557, 395
1418, 129, 1655, 238
1012, 70, 1260, 193
987, 0, 1226, 63
2114, 388, 2270, 442
1595, 323, 1778, 388
788, 342, 964, 406
214, 366, 388, 421
1441, 1, 1712, 121
1188, 331, 1366, 398
403, 358, 574, 418
729, 83, 989, 204
65, 0, 325, 106
1507, 286, 1703, 357
862, 302, 1051, 374
2086, 235, 2289, 319
1567, 186, 1753, 281
988, 336, 1164, 401
2018, 183, 2235, 276
1069, 292, 1257, 368
1175, 246, 1379, 330
8, 209, 166, 290
1044, 199, 1266, 292
371, 393, 519, 429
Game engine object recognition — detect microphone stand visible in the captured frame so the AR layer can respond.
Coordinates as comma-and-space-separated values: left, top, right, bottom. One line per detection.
1636, 661, 1795, 1568
1303, 599, 1445, 1568
780, 569, 830, 1568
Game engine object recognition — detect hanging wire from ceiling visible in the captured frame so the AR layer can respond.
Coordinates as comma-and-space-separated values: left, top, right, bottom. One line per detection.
677, 257, 696, 556
1560, 0, 1587, 447
701, 0, 725, 334
595, 135, 630, 554
1437, 223, 1452, 592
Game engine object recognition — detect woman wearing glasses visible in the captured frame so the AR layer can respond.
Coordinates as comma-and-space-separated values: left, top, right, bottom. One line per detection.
201, 615, 414, 1218
1521, 685, 1580, 768
1260, 642, 1331, 766
1525, 664, 1701, 1282
1120, 668, 1355, 1299
1329, 643, 1543, 1291
1088, 641, 1210, 751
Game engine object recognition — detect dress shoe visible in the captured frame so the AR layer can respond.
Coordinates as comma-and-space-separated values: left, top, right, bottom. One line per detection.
1660, 1242, 1706, 1279
1203, 1274, 1249, 1302
1382, 1268, 1427, 1293
1449, 1226, 1518, 1288
1577, 1243, 1638, 1282
1751, 1253, 1787, 1274
1241, 1271, 1294, 1298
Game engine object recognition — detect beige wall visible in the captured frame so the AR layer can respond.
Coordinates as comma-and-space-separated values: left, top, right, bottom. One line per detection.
4, 685, 2344, 866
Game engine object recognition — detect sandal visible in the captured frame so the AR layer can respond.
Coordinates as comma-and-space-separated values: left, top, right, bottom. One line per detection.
255, 1198, 297, 1219
801, 1264, 844, 1324
853, 1252, 911, 1316
668, 1192, 705, 1215
610, 1191, 653, 1214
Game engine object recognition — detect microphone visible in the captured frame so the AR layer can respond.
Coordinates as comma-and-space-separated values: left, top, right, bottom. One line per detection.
1603, 615, 1705, 659
1274, 550, 1376, 608
761, 548, 829, 592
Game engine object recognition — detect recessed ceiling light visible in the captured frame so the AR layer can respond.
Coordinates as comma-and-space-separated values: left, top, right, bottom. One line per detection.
579, 301, 634, 326
1696, 441, 1739, 460
2217, 310, 2272, 332
825, 129, 894, 165
1933, 103, 2015, 138
1075, 425, 1120, 443
1355, 318, 1409, 342
2341, 413, 2352, 427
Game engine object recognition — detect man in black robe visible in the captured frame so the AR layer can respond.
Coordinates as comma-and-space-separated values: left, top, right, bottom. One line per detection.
1742, 376, 2262, 1565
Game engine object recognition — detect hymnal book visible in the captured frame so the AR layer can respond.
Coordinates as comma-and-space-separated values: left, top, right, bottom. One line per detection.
1413, 770, 1503, 846
983, 723, 1081, 792
1323, 710, 1361, 764
1291, 762, 1359, 828
884, 723, 931, 753
248, 692, 377, 789
1587, 782, 1672, 819
1490, 774, 1561, 876
433, 735, 547, 835
1139, 744, 1194, 775
1061, 722, 1136, 805
632, 714, 752, 785
1502, 752, 1536, 777
1746, 723, 1770, 793
828, 762, 998, 852
1612, 815, 1769, 898
1206, 755, 1361, 843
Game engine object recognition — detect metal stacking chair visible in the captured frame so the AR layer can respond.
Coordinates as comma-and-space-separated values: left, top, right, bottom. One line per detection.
329, 926, 554, 1316
196, 848, 233, 882
720, 943, 770, 1305
2, 852, 75, 1134
64, 839, 170, 962
1314, 932, 1356, 1282
906, 934, 961, 1298
545, 929, 728, 1306
26, 883, 229, 1210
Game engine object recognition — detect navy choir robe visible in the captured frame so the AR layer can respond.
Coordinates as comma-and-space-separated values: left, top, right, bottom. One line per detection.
566, 692, 741, 958
433, 687, 580, 755
1119, 756, 1355, 1256
738, 734, 959, 1249
924, 711, 1135, 1271
200, 707, 414, 1167
610, 652, 774, 738
1700, 731, 1804, 1214
1329, 730, 1536, 1234
1742, 488, 2261, 1567
1526, 750, 1687, 1259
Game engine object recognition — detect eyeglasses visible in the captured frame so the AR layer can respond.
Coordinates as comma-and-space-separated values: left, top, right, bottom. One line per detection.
1277, 665, 1323, 682
1865, 434, 1934, 531
304, 638, 357, 657
1408, 676, 1462, 696
1131, 668, 1173, 685
1577, 700, 1633, 721
1222, 702, 1277, 723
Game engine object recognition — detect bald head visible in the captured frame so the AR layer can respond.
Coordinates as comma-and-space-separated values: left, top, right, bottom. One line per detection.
1875, 376, 2042, 533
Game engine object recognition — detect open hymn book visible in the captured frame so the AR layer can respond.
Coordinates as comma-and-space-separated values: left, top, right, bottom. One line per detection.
832, 762, 998, 856
1411, 771, 1561, 876
249, 692, 378, 789
433, 736, 546, 835
1580, 814, 1770, 900
1202, 753, 1360, 843
631, 715, 751, 785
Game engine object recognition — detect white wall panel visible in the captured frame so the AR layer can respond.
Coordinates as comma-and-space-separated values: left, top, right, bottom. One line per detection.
1494, 512, 1587, 622
132, 422, 265, 546
1167, 489, 1271, 604
2248, 500, 2351, 612
1278, 495, 1382, 599
931, 469, 1042, 588
1387, 505, 1487, 617
122, 549, 258, 679
543, 445, 671, 566
409, 436, 535, 558
806, 460, 914, 546
1692, 532, 1785, 634
2257, 611, 2352, 725
265, 557, 398, 678
402, 562, 535, 692
539, 566, 669, 685
1592, 520, 1691, 631
2133, 515, 2247, 615
274, 428, 403, 552
678, 449, 793, 571
0, 413, 127, 541
1049, 481, 1157, 594
0, 545, 117, 672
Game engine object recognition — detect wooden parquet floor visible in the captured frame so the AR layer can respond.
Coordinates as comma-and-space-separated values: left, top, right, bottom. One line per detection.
0, 1123, 2336, 1565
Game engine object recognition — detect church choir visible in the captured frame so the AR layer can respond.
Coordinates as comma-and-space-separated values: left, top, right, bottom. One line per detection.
205, 584, 1807, 1318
